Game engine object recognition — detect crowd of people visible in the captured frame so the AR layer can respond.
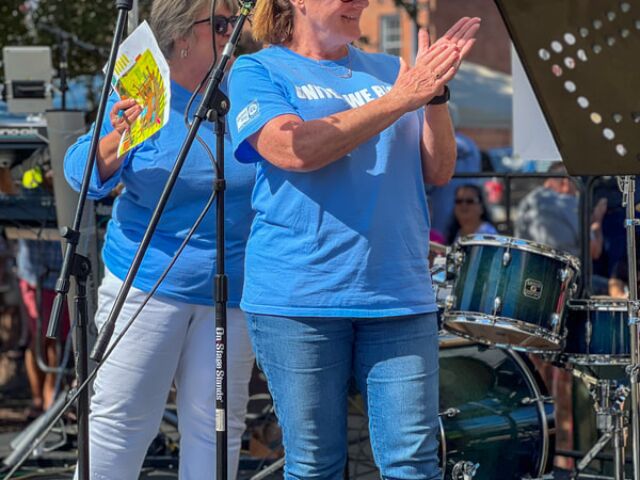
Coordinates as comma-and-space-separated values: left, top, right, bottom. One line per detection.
0, 0, 638, 479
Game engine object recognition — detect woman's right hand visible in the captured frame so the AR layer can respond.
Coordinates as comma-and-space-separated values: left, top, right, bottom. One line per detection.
109, 98, 142, 135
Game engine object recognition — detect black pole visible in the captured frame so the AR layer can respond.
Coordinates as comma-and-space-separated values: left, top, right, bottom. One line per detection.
213, 107, 228, 480
85, 5, 255, 479
36, 2, 132, 480
72, 255, 92, 480
59, 39, 69, 111
48, 0, 132, 341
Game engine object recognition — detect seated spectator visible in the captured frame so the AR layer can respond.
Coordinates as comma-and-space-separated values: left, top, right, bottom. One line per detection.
446, 183, 497, 244
515, 163, 605, 260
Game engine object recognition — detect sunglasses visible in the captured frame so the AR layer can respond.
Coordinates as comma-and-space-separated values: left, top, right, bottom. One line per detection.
455, 198, 480, 205
192, 15, 239, 34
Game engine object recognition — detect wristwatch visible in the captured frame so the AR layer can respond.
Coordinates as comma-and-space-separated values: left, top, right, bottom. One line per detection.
428, 85, 450, 105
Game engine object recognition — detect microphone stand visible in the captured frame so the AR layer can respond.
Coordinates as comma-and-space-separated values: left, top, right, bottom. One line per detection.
43, 2, 133, 480
88, 3, 255, 479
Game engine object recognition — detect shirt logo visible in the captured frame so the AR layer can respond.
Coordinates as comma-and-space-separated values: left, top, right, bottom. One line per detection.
236, 100, 260, 132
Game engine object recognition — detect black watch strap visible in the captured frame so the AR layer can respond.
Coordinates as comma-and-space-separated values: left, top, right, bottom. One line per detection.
428, 85, 450, 105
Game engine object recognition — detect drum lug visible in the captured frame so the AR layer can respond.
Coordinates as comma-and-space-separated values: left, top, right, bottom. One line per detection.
439, 407, 461, 418
447, 250, 466, 281
451, 460, 480, 480
493, 296, 502, 316
550, 313, 561, 327
502, 250, 511, 267
445, 295, 456, 310
558, 268, 571, 283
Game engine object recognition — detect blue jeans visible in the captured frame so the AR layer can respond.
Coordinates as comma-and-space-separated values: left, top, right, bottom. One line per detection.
246, 312, 440, 480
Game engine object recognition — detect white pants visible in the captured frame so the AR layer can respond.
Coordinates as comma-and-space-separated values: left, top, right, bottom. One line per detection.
79, 269, 255, 480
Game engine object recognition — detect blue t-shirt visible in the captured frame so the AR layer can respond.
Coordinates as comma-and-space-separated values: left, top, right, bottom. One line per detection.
228, 45, 436, 317
64, 80, 255, 306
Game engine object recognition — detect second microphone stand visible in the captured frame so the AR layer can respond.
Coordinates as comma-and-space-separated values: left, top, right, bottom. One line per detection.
88, 4, 254, 479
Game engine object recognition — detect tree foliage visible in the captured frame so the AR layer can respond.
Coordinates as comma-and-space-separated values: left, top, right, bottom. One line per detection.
1, 0, 152, 85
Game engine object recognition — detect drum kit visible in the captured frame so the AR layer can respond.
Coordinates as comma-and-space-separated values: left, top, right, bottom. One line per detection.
432, 231, 636, 480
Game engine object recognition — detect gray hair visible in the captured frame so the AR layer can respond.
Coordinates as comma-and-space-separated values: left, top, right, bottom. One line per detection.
149, 0, 239, 59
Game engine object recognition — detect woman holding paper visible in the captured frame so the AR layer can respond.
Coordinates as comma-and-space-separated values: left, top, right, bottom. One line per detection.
64, 0, 255, 478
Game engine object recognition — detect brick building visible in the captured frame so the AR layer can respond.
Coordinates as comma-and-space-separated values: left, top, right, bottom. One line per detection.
358, 0, 513, 149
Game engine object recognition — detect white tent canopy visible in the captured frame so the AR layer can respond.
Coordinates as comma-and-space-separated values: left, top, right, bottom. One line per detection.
448, 61, 513, 130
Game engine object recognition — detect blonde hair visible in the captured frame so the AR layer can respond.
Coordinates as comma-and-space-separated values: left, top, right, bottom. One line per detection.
149, 0, 239, 58
252, 0, 294, 45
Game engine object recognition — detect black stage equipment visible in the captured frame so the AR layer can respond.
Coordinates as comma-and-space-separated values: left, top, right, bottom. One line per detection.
2, 2, 135, 479
495, 0, 639, 177
494, 1, 640, 479
87, 2, 256, 479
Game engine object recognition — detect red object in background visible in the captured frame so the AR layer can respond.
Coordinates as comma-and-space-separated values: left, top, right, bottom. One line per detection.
484, 180, 504, 204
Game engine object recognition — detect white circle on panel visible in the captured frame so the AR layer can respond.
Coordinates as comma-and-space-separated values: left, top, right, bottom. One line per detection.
593, 19, 603, 29
564, 81, 577, 92
607, 11, 617, 21
607, 36, 616, 46
616, 145, 627, 156
613, 113, 623, 123
551, 41, 563, 53
593, 44, 603, 54
539, 48, 551, 60
577, 49, 588, 61
603, 128, 615, 140
552, 64, 563, 77
620, 3, 631, 13
577, 97, 589, 108
591, 112, 603, 124
564, 33, 577, 45
564, 57, 576, 69
621, 28, 630, 38
580, 27, 590, 37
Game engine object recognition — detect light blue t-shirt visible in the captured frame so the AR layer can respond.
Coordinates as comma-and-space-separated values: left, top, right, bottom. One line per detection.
64, 80, 255, 306
228, 45, 437, 317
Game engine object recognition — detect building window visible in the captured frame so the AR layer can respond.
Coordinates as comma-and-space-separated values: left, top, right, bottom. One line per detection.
380, 15, 401, 56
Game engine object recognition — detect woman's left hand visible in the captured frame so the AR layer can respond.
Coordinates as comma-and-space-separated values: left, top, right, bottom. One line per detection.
415, 17, 481, 82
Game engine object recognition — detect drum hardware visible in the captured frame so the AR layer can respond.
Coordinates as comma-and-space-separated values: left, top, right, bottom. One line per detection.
451, 460, 479, 480
563, 299, 633, 366
521, 395, 554, 406
442, 235, 579, 353
448, 250, 465, 278
440, 407, 461, 419
559, 268, 572, 283
572, 379, 629, 480
493, 297, 502, 316
502, 250, 512, 267
445, 295, 456, 310
438, 340, 554, 479
617, 175, 640, 480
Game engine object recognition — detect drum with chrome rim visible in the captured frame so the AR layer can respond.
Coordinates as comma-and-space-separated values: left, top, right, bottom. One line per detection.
443, 234, 579, 352
438, 336, 555, 479
564, 298, 630, 365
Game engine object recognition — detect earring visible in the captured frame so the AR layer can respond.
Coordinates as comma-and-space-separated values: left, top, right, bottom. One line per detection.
180, 48, 189, 58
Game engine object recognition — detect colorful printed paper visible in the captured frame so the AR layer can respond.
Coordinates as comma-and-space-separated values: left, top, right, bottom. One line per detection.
109, 21, 170, 157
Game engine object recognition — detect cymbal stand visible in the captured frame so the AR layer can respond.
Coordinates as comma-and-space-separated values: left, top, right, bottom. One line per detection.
572, 376, 629, 480
618, 176, 640, 480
